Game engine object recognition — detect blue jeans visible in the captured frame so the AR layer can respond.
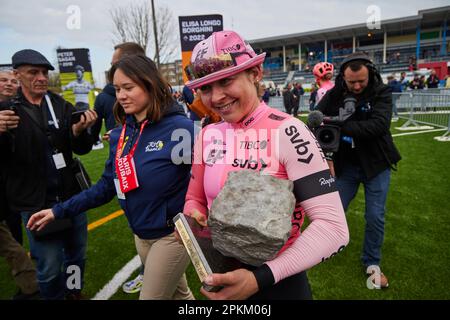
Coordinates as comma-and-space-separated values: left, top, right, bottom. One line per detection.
21, 212, 87, 300
335, 165, 391, 267
392, 95, 399, 117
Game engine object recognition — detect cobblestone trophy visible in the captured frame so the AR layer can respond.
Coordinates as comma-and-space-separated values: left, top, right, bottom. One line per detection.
174, 170, 295, 291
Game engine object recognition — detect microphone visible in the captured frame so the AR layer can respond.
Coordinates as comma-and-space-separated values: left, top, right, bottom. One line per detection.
307, 110, 324, 129
307, 110, 343, 127
308, 96, 357, 128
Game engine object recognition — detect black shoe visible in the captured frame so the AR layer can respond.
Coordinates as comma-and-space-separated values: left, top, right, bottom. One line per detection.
12, 290, 41, 300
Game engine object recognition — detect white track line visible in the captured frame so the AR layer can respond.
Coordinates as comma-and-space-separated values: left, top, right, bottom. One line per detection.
392, 128, 446, 137
92, 255, 141, 300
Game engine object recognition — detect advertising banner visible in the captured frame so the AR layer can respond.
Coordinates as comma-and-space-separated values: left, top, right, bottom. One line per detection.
56, 48, 95, 110
178, 14, 223, 83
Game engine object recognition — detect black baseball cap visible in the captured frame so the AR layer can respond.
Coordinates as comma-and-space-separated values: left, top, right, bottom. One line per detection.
12, 49, 55, 70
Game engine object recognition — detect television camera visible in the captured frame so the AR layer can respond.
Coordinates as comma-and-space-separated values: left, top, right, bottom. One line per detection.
307, 96, 357, 153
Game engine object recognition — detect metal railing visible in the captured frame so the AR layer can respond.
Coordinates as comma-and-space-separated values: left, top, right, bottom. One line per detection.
394, 92, 450, 131
267, 95, 312, 113
268, 92, 450, 138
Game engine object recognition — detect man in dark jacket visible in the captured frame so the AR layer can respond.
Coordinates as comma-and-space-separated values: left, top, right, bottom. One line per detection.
318, 53, 401, 290
0, 69, 24, 245
292, 83, 304, 117
0, 49, 97, 300
283, 83, 295, 115
1, 105, 40, 300
91, 83, 116, 143
387, 75, 402, 120
426, 69, 440, 89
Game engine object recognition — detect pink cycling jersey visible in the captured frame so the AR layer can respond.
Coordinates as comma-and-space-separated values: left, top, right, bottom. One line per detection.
316, 81, 335, 105
184, 102, 349, 283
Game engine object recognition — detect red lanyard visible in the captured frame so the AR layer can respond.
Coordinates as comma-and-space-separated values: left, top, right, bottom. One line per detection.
114, 120, 148, 194
115, 120, 148, 161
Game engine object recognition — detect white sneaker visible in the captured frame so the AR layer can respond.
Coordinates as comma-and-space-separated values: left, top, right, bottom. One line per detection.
122, 274, 144, 294
92, 141, 104, 150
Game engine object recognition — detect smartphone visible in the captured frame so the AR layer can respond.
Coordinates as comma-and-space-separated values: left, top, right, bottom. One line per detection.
71, 110, 86, 124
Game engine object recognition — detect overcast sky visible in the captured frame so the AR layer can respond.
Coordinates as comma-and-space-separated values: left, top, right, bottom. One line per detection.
1, 0, 448, 87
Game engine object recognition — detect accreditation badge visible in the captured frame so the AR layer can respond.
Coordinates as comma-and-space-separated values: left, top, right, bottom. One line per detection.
114, 179, 126, 200
52, 153, 67, 169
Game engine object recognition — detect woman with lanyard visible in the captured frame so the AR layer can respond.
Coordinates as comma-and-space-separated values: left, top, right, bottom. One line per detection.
182, 31, 349, 300
27, 55, 195, 300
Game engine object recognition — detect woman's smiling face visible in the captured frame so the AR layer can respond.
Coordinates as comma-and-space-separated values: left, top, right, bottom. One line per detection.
199, 67, 262, 124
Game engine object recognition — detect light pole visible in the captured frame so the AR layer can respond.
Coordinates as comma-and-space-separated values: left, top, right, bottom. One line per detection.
151, 0, 160, 68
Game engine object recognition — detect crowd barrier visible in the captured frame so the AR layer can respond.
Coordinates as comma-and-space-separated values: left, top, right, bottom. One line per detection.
267, 91, 450, 140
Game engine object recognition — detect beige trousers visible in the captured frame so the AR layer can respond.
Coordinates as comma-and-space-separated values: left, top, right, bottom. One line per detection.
134, 232, 194, 300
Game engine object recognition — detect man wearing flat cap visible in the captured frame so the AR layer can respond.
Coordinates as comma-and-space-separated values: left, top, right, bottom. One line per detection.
0, 49, 97, 300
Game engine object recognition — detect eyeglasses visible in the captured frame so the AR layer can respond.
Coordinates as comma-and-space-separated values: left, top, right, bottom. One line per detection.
185, 51, 253, 81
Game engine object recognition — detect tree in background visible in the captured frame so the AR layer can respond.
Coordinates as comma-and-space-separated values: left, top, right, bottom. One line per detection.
48, 72, 61, 91
110, 0, 178, 65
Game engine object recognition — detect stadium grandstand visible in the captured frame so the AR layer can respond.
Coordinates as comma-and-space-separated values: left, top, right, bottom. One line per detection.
249, 6, 450, 88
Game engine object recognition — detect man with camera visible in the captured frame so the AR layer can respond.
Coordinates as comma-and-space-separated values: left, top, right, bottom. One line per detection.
317, 53, 401, 289
0, 49, 97, 299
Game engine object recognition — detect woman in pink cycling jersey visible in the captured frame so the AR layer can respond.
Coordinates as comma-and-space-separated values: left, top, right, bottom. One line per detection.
183, 30, 349, 300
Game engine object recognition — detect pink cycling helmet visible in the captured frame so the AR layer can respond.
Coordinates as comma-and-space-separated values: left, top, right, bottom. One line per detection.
313, 62, 334, 79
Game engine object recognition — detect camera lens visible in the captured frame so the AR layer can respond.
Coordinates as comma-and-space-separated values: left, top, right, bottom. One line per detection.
318, 129, 335, 144
314, 125, 340, 153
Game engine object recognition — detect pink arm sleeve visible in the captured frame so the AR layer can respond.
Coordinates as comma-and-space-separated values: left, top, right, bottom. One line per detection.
266, 118, 349, 283
184, 129, 209, 217
266, 193, 349, 283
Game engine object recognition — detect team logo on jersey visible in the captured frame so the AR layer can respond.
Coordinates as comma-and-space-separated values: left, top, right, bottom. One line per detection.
244, 116, 255, 127
213, 139, 226, 145
205, 149, 226, 166
285, 125, 313, 164
232, 157, 268, 170
239, 140, 268, 150
145, 141, 164, 152
319, 176, 335, 188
